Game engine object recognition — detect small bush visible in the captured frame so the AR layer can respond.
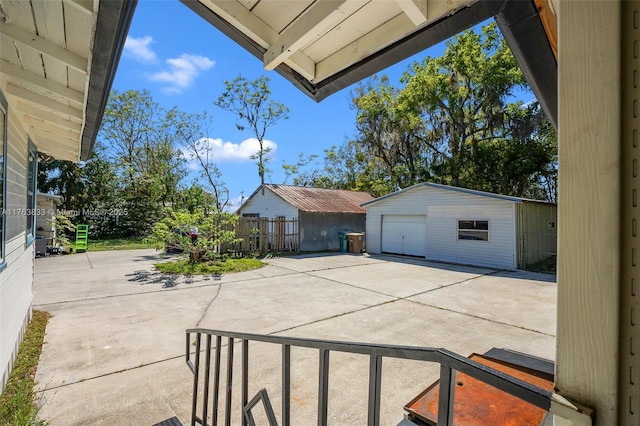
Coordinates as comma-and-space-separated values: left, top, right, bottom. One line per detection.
155, 258, 263, 275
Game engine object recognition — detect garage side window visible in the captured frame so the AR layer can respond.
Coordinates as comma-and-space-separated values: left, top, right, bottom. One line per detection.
458, 220, 489, 241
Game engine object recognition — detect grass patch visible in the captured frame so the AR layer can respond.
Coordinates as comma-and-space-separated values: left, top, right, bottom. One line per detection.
155, 258, 263, 275
0, 310, 50, 426
87, 237, 150, 251
525, 255, 557, 274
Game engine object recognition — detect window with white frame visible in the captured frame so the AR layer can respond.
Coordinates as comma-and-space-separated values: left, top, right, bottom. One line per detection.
26, 140, 37, 243
458, 220, 489, 241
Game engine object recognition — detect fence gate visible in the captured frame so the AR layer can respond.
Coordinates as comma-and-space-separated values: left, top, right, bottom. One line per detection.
235, 217, 299, 254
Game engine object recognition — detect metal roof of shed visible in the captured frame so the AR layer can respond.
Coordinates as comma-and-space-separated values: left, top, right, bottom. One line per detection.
248, 184, 375, 213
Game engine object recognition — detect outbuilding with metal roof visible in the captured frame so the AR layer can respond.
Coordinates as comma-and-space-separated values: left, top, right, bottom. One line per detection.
237, 184, 375, 252
361, 183, 556, 270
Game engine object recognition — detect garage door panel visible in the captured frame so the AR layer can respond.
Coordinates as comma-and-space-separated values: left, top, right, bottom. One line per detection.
381, 215, 426, 257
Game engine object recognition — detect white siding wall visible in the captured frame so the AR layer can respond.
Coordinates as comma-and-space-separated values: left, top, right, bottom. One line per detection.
238, 187, 298, 220
1, 99, 35, 392
366, 186, 517, 270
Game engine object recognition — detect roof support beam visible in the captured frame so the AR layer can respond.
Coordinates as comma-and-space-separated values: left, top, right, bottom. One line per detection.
6, 84, 83, 121
0, 21, 88, 74
263, 0, 366, 72
0, 60, 85, 106
396, 0, 428, 26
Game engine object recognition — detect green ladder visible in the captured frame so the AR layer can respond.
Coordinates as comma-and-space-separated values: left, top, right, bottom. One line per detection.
75, 224, 88, 252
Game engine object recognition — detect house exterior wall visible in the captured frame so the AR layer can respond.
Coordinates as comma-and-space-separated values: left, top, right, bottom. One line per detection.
365, 186, 517, 270
515, 202, 558, 269
238, 187, 298, 220
299, 212, 365, 251
1, 95, 36, 393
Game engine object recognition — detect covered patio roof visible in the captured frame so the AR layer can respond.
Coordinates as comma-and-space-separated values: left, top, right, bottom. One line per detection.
0, 0, 136, 161
181, 0, 557, 127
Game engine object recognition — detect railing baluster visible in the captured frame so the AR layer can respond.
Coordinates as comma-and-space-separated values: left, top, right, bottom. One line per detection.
242, 339, 249, 426
367, 355, 382, 426
437, 365, 456, 426
225, 337, 234, 426
282, 344, 291, 426
191, 333, 201, 426
318, 349, 330, 426
186, 329, 573, 426
211, 335, 222, 426
202, 334, 212, 426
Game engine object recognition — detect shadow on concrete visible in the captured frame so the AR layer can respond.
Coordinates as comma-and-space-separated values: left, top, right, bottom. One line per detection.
126, 269, 222, 288
268, 251, 556, 283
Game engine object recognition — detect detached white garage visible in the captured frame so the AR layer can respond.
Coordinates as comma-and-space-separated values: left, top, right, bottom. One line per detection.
362, 183, 557, 270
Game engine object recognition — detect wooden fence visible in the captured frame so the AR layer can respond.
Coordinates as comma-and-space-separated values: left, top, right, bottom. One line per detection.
226, 217, 299, 254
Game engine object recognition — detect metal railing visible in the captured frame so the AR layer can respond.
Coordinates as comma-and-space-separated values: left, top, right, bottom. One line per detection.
185, 328, 592, 426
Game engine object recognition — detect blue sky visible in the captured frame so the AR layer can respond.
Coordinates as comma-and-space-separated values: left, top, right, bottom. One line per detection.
111, 0, 491, 208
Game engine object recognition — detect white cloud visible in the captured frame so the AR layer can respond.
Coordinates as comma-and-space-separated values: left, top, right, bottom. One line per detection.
150, 54, 215, 94
183, 137, 277, 165
124, 36, 158, 63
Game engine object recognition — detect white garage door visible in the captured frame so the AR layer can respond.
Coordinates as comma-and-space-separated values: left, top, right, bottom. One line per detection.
381, 215, 427, 257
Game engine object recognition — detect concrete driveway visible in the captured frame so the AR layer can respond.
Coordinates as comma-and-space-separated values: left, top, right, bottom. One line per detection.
33, 250, 556, 425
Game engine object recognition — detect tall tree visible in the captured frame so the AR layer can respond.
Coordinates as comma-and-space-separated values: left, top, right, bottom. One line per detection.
95, 89, 187, 236
355, 23, 556, 200
173, 111, 229, 211
215, 75, 289, 185
37, 154, 88, 210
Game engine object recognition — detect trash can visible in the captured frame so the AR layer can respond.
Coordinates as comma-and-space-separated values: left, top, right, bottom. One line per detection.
338, 231, 348, 253
346, 232, 365, 254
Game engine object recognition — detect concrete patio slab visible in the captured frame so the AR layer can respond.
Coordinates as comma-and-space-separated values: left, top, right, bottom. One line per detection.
306, 257, 495, 298
32, 250, 557, 425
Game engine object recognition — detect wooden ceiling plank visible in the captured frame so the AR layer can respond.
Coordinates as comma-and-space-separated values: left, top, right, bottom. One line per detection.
0, 0, 37, 33
264, 0, 366, 72
32, 134, 80, 161
425, 0, 474, 21
1, 59, 85, 105
29, 127, 80, 146
62, 0, 94, 14
6, 84, 83, 121
23, 115, 81, 137
396, 0, 428, 26
0, 21, 88, 74
202, 0, 276, 48
31, 0, 66, 47
17, 102, 84, 126
315, 13, 413, 82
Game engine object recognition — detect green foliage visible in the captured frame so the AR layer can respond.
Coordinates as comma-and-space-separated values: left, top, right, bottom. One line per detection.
87, 237, 149, 251
155, 257, 263, 275
46, 213, 76, 250
37, 90, 225, 239
174, 112, 230, 211
148, 209, 244, 263
290, 23, 557, 202
215, 75, 289, 185
0, 310, 49, 426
